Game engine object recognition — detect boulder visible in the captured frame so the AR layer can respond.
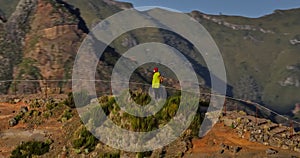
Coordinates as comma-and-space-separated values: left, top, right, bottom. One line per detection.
9, 118, 18, 127
266, 148, 278, 155
219, 149, 224, 154
233, 146, 242, 153
220, 143, 229, 150
20, 106, 28, 113
294, 147, 300, 152
263, 134, 269, 142
281, 144, 289, 150
14, 98, 21, 103
90, 98, 98, 104
263, 142, 269, 146
249, 134, 256, 142
222, 117, 234, 127
269, 138, 280, 147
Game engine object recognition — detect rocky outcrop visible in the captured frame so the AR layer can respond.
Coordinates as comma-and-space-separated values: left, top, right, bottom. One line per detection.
290, 39, 300, 45
219, 143, 242, 154
6, 0, 38, 42
190, 11, 274, 34
54, 0, 89, 33
279, 76, 300, 87
0, 0, 38, 94
220, 111, 300, 152
42, 24, 79, 40
11, 0, 86, 94
279, 65, 300, 88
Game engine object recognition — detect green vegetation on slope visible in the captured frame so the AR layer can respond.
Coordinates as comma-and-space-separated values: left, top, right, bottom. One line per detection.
80, 91, 204, 135
11, 140, 52, 158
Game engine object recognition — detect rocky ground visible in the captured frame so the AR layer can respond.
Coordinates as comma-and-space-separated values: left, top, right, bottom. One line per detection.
0, 98, 68, 157
0, 95, 192, 158
1, 95, 300, 157
185, 123, 300, 158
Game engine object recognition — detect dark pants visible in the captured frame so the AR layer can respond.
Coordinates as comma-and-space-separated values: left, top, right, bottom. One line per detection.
153, 88, 160, 100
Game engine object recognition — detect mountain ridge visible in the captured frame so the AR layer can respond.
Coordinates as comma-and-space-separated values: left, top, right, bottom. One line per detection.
0, 0, 299, 114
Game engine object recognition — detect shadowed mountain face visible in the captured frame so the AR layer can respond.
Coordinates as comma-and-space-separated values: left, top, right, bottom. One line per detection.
0, 0, 300, 113
189, 9, 300, 112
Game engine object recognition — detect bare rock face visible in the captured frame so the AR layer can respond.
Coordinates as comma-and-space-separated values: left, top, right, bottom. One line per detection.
11, 0, 88, 94
0, 0, 38, 94
6, 0, 38, 41
0, 0, 96, 95
42, 25, 79, 40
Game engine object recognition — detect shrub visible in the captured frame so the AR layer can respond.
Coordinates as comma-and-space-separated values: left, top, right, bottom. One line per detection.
99, 152, 120, 158
101, 97, 115, 115
62, 109, 73, 120
30, 99, 41, 108
130, 117, 157, 132
130, 90, 151, 106
46, 100, 57, 110
43, 111, 52, 119
72, 126, 98, 152
99, 96, 109, 104
33, 110, 41, 117
188, 114, 202, 137
64, 92, 75, 108
14, 113, 24, 122
136, 151, 152, 158
64, 91, 90, 108
11, 141, 51, 158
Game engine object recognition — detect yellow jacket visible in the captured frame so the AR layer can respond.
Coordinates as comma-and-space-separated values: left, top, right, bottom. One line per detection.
152, 72, 160, 88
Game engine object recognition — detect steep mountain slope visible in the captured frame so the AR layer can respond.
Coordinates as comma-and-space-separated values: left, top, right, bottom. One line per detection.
190, 9, 300, 111
0, 0, 299, 113
64, 0, 132, 28
0, 0, 147, 96
92, 7, 300, 112
0, 0, 37, 93
12, 0, 88, 93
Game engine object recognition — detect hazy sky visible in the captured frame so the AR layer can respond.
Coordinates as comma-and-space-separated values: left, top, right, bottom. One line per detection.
121, 0, 300, 18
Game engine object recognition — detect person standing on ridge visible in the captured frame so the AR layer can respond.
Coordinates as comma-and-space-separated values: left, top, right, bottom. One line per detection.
152, 67, 163, 100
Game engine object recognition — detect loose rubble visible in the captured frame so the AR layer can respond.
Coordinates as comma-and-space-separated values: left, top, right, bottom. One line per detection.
220, 111, 300, 153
